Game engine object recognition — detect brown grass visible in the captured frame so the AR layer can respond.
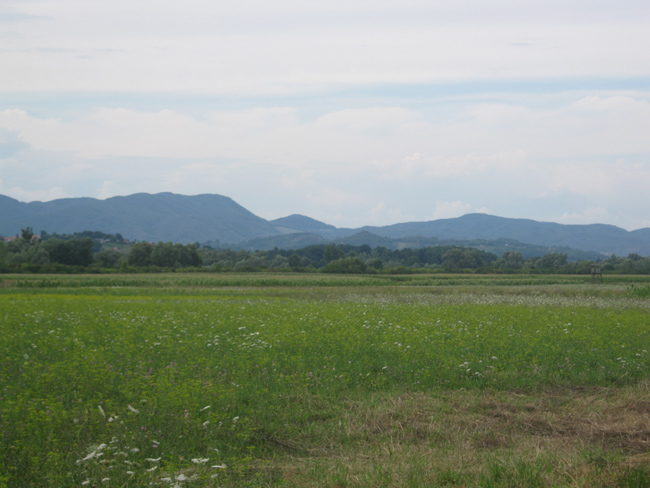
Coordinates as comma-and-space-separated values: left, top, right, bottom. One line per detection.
258, 382, 650, 487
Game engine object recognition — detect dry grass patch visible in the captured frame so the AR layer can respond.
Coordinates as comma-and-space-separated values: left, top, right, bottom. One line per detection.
266, 383, 650, 487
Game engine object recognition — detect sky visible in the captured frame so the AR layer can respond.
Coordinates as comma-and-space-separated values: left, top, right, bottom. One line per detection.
1, 0, 650, 230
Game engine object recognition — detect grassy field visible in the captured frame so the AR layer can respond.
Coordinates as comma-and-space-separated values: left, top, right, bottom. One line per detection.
2, 273, 650, 487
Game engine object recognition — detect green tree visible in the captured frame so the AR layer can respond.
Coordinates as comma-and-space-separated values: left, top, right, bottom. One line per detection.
43, 238, 94, 266
128, 242, 153, 267
21, 227, 34, 242
441, 248, 490, 270
321, 257, 369, 274
270, 255, 289, 269
151, 242, 180, 268
497, 251, 525, 270
8, 246, 50, 266
94, 249, 123, 268
323, 244, 344, 264
535, 253, 568, 270
0, 241, 7, 270
176, 243, 201, 267
288, 253, 302, 270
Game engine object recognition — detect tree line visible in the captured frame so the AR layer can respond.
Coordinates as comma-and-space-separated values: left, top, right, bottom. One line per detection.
197, 243, 650, 274
2, 228, 650, 274
0, 228, 200, 273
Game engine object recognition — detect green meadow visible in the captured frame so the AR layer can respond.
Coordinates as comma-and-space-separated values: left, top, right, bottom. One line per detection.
2, 274, 650, 487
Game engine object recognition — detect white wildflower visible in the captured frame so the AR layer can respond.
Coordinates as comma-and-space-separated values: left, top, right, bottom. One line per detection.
101, 478, 110, 483
76, 453, 93, 464
76, 448, 104, 464
146, 457, 161, 462
176, 473, 187, 481
212, 464, 227, 469
127, 405, 139, 414
192, 458, 209, 464
146, 466, 158, 472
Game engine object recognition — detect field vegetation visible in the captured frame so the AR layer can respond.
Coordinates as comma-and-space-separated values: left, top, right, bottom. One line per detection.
2, 273, 650, 487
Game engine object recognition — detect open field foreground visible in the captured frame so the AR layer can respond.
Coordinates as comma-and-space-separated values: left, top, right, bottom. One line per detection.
2, 274, 650, 487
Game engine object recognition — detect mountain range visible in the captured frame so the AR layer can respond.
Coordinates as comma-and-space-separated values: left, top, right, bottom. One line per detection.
1, 192, 649, 257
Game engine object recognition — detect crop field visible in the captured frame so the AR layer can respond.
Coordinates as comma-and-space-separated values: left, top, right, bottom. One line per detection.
2, 274, 650, 487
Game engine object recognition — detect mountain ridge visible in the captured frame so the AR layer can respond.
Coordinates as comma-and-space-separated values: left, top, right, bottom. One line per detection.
351, 213, 649, 256
1, 192, 278, 244
2, 192, 649, 256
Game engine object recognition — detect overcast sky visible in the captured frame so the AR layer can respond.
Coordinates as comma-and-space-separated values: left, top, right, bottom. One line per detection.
1, 0, 650, 230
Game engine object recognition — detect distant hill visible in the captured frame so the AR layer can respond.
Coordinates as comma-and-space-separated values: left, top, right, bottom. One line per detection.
355, 214, 650, 256
235, 232, 328, 250
270, 214, 336, 234
632, 228, 650, 243
0, 193, 277, 244
235, 231, 605, 261
2, 192, 649, 256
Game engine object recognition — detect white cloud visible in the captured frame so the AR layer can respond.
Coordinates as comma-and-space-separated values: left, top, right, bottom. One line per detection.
571, 95, 650, 113
544, 160, 650, 197
313, 108, 421, 132
429, 201, 490, 221
468, 103, 528, 123
1, 184, 71, 203
423, 151, 529, 178
2, 1, 650, 230
97, 180, 119, 200
1, 90, 650, 228
2, 2, 650, 94
0, 129, 30, 157
555, 207, 616, 226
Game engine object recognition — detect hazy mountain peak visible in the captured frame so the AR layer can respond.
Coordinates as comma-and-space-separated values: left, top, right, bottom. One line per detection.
270, 214, 336, 232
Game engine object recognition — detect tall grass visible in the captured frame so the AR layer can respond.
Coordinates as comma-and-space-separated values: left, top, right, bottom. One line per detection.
627, 284, 650, 298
